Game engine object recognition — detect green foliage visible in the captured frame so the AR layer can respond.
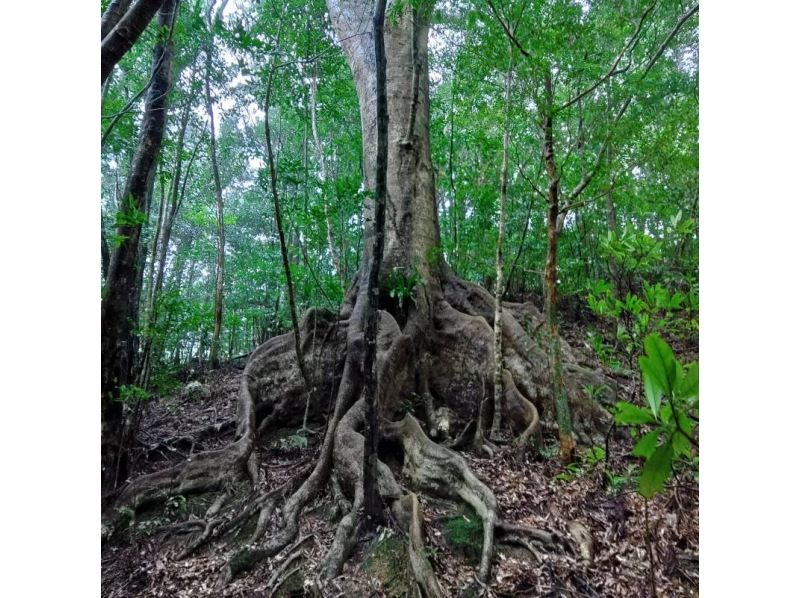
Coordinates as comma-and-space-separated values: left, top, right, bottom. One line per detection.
584, 446, 606, 466
282, 433, 308, 450
384, 267, 423, 310
443, 510, 483, 563
149, 367, 182, 396
588, 280, 698, 366
603, 464, 638, 495
115, 194, 149, 228
583, 383, 609, 401
114, 384, 150, 404
555, 446, 606, 482
614, 333, 698, 499
99, 0, 697, 404
554, 461, 585, 483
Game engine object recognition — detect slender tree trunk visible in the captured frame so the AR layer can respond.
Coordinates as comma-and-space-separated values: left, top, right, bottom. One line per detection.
605, 82, 620, 298
131, 201, 153, 369
143, 171, 167, 320
448, 60, 459, 265
101, 0, 177, 495
490, 46, 513, 440
264, 47, 316, 434
205, 37, 226, 368
138, 98, 200, 386
543, 69, 575, 464
310, 61, 345, 291
362, 0, 389, 531
101, 0, 166, 83
503, 193, 535, 298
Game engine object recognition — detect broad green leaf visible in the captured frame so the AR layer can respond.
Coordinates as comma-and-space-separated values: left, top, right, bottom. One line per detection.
643, 333, 678, 394
639, 357, 665, 417
633, 430, 660, 458
614, 401, 656, 425
639, 441, 673, 498
677, 409, 694, 434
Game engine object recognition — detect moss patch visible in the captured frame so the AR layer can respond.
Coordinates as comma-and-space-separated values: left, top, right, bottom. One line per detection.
364, 534, 415, 597
273, 567, 305, 597
443, 508, 483, 565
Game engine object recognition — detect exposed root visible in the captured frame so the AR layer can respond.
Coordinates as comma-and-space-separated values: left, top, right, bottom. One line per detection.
270, 565, 303, 597
495, 520, 572, 554
403, 493, 444, 598
441, 274, 616, 443
220, 297, 369, 585
567, 520, 594, 561
180, 464, 310, 559
267, 534, 313, 588
387, 413, 498, 583
106, 267, 615, 594
502, 370, 542, 455
103, 361, 259, 535
321, 393, 405, 578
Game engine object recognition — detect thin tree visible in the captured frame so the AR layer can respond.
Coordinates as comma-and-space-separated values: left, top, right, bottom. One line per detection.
362, 0, 389, 531
101, 0, 178, 494
542, 67, 576, 463
309, 61, 345, 292
205, 0, 230, 368
263, 17, 315, 435
490, 43, 514, 441
138, 101, 203, 387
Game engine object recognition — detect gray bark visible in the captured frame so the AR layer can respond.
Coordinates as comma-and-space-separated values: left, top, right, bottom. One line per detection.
490, 47, 513, 440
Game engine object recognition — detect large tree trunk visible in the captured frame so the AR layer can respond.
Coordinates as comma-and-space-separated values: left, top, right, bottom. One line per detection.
101, 0, 134, 40
101, 0, 177, 496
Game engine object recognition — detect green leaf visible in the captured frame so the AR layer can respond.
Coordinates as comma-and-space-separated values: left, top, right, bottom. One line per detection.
614, 401, 656, 425
639, 357, 665, 417
643, 333, 678, 394
659, 403, 674, 426
678, 362, 699, 400
639, 441, 673, 498
672, 429, 691, 457
677, 408, 694, 433
669, 292, 686, 310
633, 430, 660, 458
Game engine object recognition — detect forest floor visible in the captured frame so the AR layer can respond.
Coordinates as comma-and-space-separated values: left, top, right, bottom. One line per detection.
101, 320, 699, 597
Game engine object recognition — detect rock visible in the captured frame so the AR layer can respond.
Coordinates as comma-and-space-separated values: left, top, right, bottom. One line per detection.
182, 381, 211, 400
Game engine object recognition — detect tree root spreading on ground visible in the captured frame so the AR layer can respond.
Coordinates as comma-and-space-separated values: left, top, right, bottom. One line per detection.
102, 270, 617, 592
